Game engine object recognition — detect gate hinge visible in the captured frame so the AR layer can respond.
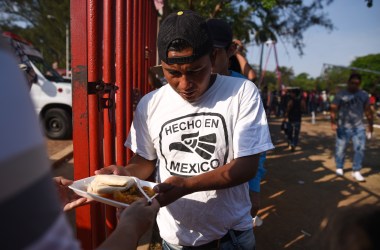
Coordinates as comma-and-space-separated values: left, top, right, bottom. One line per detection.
88, 81, 119, 110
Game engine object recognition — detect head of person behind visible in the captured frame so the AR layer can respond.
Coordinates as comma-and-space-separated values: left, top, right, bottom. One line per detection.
206, 18, 238, 76
158, 10, 215, 103
347, 73, 362, 93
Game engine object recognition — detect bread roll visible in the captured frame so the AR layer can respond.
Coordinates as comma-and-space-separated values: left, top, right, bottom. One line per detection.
87, 175, 135, 195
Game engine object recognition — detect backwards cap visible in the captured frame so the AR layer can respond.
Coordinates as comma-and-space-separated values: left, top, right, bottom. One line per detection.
157, 10, 213, 65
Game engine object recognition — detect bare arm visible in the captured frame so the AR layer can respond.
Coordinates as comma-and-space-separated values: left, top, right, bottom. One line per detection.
330, 103, 338, 130
97, 199, 160, 250
235, 52, 256, 82
301, 99, 307, 113
95, 154, 156, 180
155, 154, 259, 206
364, 103, 374, 133
283, 99, 293, 122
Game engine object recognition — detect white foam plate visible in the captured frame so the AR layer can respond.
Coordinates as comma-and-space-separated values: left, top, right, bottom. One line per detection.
68, 176, 157, 208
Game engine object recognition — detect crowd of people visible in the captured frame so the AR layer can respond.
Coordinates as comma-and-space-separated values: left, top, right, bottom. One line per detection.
1, 9, 379, 250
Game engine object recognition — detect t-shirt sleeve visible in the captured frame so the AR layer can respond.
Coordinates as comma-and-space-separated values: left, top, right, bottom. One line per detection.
332, 93, 341, 106
125, 101, 157, 161
233, 81, 274, 158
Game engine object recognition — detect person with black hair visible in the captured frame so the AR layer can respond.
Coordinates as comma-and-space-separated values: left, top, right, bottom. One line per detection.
282, 89, 306, 152
207, 18, 269, 227
97, 10, 273, 249
331, 73, 374, 181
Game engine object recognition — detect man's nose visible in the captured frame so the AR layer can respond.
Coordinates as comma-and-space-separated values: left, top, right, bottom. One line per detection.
178, 75, 194, 90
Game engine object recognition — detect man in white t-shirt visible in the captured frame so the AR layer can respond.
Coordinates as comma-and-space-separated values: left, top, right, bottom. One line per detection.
97, 10, 274, 249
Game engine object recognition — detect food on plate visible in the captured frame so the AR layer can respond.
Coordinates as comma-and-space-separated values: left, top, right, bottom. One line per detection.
87, 175, 135, 197
113, 185, 155, 204
87, 175, 155, 204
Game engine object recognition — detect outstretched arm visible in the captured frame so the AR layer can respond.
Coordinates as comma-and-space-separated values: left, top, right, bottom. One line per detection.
330, 103, 338, 131
95, 154, 156, 180
364, 102, 374, 133
97, 199, 160, 250
155, 154, 259, 207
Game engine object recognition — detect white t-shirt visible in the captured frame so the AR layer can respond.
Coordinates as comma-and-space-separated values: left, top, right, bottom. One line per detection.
126, 74, 274, 246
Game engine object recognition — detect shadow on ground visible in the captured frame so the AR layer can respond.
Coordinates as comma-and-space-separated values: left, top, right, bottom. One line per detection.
255, 117, 380, 250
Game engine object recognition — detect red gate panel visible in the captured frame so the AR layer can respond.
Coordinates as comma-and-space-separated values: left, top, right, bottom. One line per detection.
71, 0, 159, 248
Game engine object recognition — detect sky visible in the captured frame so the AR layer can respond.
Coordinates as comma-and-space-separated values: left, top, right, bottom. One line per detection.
246, 0, 380, 78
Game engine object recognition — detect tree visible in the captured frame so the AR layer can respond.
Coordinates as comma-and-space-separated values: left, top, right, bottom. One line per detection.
350, 53, 380, 91
0, 0, 70, 67
292, 73, 316, 91
165, 0, 335, 55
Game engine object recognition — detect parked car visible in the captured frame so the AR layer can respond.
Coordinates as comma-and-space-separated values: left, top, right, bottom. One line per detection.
3, 32, 72, 139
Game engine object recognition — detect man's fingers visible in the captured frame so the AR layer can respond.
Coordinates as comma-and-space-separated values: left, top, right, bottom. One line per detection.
53, 176, 73, 186
63, 197, 89, 212
150, 199, 160, 211
153, 183, 173, 193
95, 167, 114, 175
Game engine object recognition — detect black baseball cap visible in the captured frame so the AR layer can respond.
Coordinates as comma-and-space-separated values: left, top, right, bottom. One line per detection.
157, 10, 213, 65
206, 19, 233, 48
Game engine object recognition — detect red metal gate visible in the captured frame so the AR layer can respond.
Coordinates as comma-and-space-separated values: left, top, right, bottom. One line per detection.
70, 0, 158, 248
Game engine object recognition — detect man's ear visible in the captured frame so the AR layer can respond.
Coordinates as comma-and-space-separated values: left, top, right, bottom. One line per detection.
210, 49, 217, 67
227, 43, 238, 58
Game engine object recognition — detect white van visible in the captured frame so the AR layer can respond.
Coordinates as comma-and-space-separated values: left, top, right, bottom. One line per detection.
3, 32, 72, 139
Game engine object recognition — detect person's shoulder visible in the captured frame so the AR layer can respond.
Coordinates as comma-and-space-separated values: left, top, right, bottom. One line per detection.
359, 89, 369, 97
217, 74, 259, 100
218, 74, 256, 90
138, 85, 169, 104
229, 70, 247, 79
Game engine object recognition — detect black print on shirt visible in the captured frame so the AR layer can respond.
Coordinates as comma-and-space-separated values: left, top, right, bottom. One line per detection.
159, 113, 229, 177
169, 132, 216, 160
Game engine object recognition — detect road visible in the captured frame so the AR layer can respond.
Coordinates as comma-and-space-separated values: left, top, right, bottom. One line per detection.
255, 116, 380, 249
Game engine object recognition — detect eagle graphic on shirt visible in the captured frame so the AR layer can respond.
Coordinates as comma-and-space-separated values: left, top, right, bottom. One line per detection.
169, 132, 216, 160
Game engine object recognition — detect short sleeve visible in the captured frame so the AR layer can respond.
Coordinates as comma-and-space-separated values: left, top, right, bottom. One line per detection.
233, 81, 274, 158
362, 92, 370, 107
125, 102, 157, 161
332, 93, 341, 106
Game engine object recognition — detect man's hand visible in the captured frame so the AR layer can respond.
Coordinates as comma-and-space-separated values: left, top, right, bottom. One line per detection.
95, 165, 130, 176
154, 176, 190, 207
249, 191, 260, 218
53, 176, 91, 211
97, 198, 160, 250
118, 198, 160, 238
368, 124, 374, 134
331, 122, 337, 131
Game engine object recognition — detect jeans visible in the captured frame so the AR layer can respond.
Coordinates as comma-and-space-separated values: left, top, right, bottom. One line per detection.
287, 122, 301, 147
335, 127, 366, 171
162, 229, 255, 250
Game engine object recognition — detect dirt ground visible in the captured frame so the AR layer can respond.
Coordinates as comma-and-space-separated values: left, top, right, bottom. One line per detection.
255, 115, 380, 249
52, 115, 380, 249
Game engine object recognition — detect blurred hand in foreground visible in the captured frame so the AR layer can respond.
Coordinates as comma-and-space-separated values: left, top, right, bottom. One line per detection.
53, 176, 91, 211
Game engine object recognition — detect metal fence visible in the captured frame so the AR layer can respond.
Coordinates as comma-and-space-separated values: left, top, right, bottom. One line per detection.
71, 0, 158, 248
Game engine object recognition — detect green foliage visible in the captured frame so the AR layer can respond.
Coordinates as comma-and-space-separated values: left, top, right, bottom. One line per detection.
350, 54, 380, 91
292, 72, 316, 91
0, 0, 70, 67
165, 0, 334, 54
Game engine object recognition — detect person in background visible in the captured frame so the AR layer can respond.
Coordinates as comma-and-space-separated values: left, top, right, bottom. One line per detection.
228, 40, 256, 82
0, 34, 159, 250
283, 89, 306, 152
207, 18, 269, 227
330, 73, 373, 182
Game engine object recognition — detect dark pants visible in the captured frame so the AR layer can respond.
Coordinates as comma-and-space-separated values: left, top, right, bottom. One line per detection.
287, 121, 301, 147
